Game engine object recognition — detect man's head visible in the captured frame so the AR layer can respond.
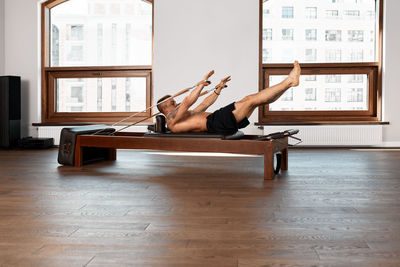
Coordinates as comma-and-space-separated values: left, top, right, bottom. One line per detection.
157, 95, 177, 115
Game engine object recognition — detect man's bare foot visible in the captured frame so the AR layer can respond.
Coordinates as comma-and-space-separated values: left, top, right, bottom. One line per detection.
288, 61, 301, 87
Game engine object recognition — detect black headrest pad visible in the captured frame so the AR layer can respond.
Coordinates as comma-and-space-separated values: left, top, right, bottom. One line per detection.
155, 115, 167, 133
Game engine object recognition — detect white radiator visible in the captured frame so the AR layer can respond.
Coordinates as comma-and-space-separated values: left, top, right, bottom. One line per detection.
39, 125, 383, 147
38, 126, 148, 145
263, 125, 383, 146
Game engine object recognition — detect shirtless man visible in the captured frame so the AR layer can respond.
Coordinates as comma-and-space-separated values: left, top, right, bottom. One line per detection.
157, 61, 301, 134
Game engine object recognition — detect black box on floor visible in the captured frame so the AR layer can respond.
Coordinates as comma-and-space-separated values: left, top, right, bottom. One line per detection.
18, 137, 54, 149
0, 76, 21, 148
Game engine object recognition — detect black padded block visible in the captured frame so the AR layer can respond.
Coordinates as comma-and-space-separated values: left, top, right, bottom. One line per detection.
58, 125, 115, 166
144, 130, 244, 140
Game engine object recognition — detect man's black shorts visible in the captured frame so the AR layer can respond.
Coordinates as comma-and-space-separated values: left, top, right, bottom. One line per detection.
206, 102, 250, 134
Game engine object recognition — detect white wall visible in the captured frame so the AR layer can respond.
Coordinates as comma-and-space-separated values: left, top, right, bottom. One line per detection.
382, 0, 400, 144
4, 0, 40, 137
1, 0, 399, 144
0, 0, 5, 75
154, 0, 260, 134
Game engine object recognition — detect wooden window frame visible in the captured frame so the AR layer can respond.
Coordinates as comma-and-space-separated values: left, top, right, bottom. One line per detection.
258, 0, 384, 124
41, 0, 153, 125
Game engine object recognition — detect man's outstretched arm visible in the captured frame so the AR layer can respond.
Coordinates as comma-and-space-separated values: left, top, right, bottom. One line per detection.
170, 70, 214, 123
193, 76, 231, 113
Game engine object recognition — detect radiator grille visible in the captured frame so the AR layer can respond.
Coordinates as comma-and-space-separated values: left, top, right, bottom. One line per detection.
38, 125, 383, 146
263, 125, 383, 146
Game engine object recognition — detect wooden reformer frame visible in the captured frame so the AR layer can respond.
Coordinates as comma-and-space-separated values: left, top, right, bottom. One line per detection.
73, 132, 288, 180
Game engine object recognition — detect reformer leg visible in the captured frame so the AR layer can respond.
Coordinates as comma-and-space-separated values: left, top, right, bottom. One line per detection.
74, 139, 83, 167
264, 149, 274, 180
281, 147, 288, 171
107, 148, 117, 161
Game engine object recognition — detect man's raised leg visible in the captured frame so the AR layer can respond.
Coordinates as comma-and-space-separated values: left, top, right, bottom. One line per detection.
232, 61, 301, 122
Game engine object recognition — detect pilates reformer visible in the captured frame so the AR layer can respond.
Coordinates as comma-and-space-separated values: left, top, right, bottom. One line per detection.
57, 75, 300, 180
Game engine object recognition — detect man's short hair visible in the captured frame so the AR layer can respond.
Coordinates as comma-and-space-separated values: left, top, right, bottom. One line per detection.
156, 95, 172, 113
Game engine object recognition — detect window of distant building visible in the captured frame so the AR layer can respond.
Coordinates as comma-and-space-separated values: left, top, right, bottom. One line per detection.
282, 29, 294, 40
326, 10, 339, 19
263, 28, 273, 41
305, 29, 317, 41
305, 7, 317, 19
325, 30, 342, 42
305, 88, 317, 101
282, 7, 294, 18
305, 49, 317, 62
348, 30, 364, 42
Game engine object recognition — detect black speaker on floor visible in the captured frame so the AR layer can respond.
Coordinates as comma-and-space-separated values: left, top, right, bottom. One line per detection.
0, 76, 21, 148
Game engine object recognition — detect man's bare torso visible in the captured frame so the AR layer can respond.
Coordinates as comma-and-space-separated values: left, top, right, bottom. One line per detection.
166, 109, 211, 133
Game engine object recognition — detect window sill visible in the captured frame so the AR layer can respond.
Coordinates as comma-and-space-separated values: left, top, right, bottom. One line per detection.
255, 121, 389, 126
32, 122, 153, 127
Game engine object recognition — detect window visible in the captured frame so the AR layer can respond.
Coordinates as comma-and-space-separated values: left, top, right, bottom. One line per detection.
51, 26, 59, 66
263, 28, 272, 41
326, 10, 339, 19
261, 0, 382, 123
305, 88, 317, 101
349, 75, 364, 83
305, 49, 317, 62
348, 30, 364, 42
262, 48, 272, 62
350, 49, 364, 62
305, 7, 317, 19
325, 88, 341, 102
367, 10, 375, 19
97, 79, 102, 112
305, 29, 317, 41
348, 88, 364, 102
325, 49, 342, 62
41, 0, 153, 124
282, 7, 294, 19
345, 10, 360, 17
70, 25, 83, 40
282, 29, 294, 40
325, 75, 341, 83
305, 75, 317, 81
325, 30, 342, 42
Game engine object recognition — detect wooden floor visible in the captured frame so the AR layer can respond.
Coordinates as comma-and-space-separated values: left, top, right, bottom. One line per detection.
0, 148, 399, 266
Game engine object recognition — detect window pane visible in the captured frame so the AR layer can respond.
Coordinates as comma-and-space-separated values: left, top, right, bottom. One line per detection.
56, 77, 147, 112
50, 0, 152, 67
268, 74, 368, 111
262, 0, 378, 63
